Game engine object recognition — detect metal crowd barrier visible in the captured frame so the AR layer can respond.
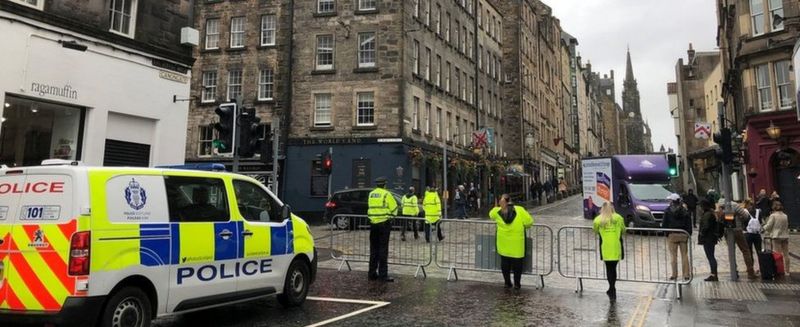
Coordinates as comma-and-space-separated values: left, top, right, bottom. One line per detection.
557, 226, 693, 298
435, 219, 554, 288
329, 214, 432, 278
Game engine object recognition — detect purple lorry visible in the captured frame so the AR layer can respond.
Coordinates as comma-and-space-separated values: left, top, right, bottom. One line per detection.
582, 155, 674, 228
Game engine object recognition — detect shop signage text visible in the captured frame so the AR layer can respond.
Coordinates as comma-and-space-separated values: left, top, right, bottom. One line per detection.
30, 82, 78, 100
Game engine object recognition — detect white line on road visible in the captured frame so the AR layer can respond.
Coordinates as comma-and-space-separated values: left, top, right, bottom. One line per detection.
305, 297, 391, 327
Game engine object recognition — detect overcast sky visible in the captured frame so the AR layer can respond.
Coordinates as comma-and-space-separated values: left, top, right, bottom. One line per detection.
548, 0, 718, 152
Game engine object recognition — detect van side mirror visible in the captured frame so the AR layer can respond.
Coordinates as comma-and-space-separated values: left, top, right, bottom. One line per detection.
282, 204, 291, 220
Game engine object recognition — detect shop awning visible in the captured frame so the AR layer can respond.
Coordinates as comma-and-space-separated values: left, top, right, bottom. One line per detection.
687, 144, 719, 160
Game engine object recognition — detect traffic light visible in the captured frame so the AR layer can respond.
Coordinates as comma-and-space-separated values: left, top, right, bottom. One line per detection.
238, 108, 261, 158
667, 153, 679, 177
713, 128, 733, 165
213, 103, 237, 154
322, 151, 332, 175
260, 129, 274, 163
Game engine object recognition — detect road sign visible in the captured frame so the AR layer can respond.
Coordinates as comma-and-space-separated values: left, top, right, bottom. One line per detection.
694, 122, 711, 139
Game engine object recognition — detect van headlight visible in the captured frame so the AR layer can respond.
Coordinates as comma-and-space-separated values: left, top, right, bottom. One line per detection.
636, 205, 651, 212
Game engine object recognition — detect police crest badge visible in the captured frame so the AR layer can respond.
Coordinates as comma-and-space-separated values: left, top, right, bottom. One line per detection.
125, 178, 147, 210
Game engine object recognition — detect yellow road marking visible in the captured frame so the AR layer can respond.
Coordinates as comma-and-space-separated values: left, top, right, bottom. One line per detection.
626, 296, 653, 327
305, 296, 391, 327
625, 296, 645, 327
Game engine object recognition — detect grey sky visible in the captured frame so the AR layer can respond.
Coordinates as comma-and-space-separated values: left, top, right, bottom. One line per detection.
548, 0, 718, 152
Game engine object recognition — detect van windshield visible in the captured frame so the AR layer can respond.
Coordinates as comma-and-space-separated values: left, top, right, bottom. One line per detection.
628, 183, 673, 202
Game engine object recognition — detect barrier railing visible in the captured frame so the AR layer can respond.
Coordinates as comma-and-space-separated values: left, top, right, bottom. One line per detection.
435, 219, 554, 288
557, 226, 693, 298
329, 214, 432, 278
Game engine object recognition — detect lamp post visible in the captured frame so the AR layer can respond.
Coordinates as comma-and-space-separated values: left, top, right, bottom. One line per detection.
766, 120, 782, 140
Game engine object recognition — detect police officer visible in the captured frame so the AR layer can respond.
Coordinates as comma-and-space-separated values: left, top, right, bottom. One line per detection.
423, 186, 445, 242
489, 194, 533, 289
400, 186, 420, 241
367, 176, 398, 282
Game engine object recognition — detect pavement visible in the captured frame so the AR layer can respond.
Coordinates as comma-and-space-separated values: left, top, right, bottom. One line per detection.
150, 195, 800, 326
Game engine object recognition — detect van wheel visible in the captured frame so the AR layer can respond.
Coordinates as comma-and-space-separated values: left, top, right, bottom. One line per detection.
100, 287, 152, 327
277, 259, 310, 308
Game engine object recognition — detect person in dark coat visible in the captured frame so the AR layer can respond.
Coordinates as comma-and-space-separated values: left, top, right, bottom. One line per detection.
755, 189, 772, 221
683, 189, 699, 228
697, 200, 719, 281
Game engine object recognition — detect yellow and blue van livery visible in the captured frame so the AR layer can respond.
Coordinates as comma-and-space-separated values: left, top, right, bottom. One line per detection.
0, 164, 316, 326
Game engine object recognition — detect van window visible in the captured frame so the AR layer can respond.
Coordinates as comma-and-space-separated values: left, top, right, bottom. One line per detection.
165, 176, 229, 222
106, 175, 169, 223
233, 180, 281, 222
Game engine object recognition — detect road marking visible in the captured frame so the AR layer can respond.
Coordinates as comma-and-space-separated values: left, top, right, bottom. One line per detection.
305, 296, 391, 327
625, 295, 653, 327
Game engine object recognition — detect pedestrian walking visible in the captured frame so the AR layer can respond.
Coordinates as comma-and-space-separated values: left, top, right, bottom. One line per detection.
764, 201, 790, 277
489, 194, 534, 290
729, 201, 758, 279
558, 178, 568, 198
532, 180, 543, 205
400, 186, 420, 242
454, 185, 468, 219
543, 180, 553, 203
683, 189, 699, 228
662, 193, 692, 281
698, 200, 720, 281
756, 189, 772, 220
367, 177, 398, 282
422, 186, 444, 243
468, 183, 479, 215
592, 202, 626, 300
742, 199, 763, 257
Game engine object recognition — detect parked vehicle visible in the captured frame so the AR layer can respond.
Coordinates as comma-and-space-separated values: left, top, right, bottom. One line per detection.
582, 155, 674, 228
324, 188, 423, 230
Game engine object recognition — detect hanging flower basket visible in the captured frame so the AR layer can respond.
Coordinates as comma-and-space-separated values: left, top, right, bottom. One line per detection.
408, 147, 425, 167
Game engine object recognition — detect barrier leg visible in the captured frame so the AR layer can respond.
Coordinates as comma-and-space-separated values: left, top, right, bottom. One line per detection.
676, 282, 682, 300
337, 259, 352, 272
539, 275, 545, 290
447, 266, 459, 282
414, 265, 427, 279
575, 277, 583, 293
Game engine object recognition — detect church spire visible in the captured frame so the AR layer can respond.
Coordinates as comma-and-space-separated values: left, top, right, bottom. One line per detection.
625, 46, 635, 82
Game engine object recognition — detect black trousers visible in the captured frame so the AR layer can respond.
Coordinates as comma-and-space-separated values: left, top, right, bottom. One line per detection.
605, 261, 618, 291
424, 221, 444, 242
400, 219, 419, 238
746, 233, 763, 256
369, 221, 391, 278
703, 243, 718, 275
688, 207, 697, 226
500, 256, 524, 288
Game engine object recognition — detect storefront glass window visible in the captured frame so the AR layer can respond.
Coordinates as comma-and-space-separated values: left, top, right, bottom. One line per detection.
0, 95, 84, 166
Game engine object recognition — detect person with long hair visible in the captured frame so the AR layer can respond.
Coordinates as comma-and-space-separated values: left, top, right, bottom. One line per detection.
764, 200, 790, 276
489, 194, 534, 290
593, 202, 626, 300
698, 200, 720, 281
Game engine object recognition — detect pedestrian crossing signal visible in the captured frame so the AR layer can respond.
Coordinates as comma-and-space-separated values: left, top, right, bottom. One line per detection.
667, 153, 678, 177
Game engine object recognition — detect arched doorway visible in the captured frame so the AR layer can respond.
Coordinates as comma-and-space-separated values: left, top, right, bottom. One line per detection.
772, 148, 800, 227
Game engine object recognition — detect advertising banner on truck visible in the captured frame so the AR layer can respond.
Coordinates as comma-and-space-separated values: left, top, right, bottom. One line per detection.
582, 158, 613, 218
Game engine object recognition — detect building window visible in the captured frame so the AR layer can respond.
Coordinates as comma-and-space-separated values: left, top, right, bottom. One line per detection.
314, 93, 332, 127
230, 17, 245, 48
756, 64, 773, 111
436, 4, 442, 35
357, 92, 375, 126
198, 125, 215, 156
446, 112, 452, 141
455, 21, 460, 49
425, 47, 432, 80
461, 71, 467, 100
436, 107, 442, 139
201, 71, 217, 103
358, 0, 376, 11
445, 61, 451, 92
227, 70, 242, 101
205, 19, 220, 50
751, 0, 783, 35
435, 55, 442, 87
769, 0, 784, 31
413, 96, 420, 130
318, 0, 335, 14
258, 69, 274, 101
260, 15, 276, 46
425, 102, 431, 134
423, 0, 430, 25
445, 13, 451, 43
461, 26, 467, 53
11, 0, 43, 10
413, 0, 419, 18
0, 95, 85, 166
109, 0, 137, 37
775, 60, 793, 109
455, 116, 461, 145
751, 0, 765, 35
413, 40, 420, 75
455, 67, 461, 98
358, 32, 376, 68
316, 35, 334, 70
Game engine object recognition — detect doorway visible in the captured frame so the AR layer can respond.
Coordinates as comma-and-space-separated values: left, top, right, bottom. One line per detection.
773, 149, 800, 228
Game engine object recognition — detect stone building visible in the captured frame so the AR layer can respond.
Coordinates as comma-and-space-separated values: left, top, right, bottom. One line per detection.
535, 5, 566, 186
282, 0, 503, 214
1, 0, 194, 167
622, 48, 648, 154
716, 0, 800, 226
595, 71, 622, 156
670, 44, 721, 193
186, 0, 291, 183
561, 31, 579, 187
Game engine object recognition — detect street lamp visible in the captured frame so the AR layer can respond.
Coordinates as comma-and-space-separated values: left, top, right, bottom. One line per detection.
766, 120, 781, 140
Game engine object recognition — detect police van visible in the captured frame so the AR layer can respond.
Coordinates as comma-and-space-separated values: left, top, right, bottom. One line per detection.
0, 161, 317, 326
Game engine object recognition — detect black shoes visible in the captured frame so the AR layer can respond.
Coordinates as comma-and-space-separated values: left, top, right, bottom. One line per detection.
380, 276, 394, 282
704, 275, 718, 282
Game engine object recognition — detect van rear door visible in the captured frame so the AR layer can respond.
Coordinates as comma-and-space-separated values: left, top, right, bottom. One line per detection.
0, 172, 77, 312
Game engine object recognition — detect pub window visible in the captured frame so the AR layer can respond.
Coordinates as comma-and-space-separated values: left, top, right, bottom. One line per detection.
310, 158, 329, 197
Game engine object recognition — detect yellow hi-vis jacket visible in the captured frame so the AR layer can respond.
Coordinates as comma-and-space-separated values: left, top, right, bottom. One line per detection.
489, 205, 534, 258
422, 191, 442, 224
367, 187, 398, 224
401, 194, 420, 216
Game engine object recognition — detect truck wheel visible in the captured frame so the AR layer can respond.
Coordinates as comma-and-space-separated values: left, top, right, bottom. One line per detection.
277, 259, 310, 308
100, 287, 152, 327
